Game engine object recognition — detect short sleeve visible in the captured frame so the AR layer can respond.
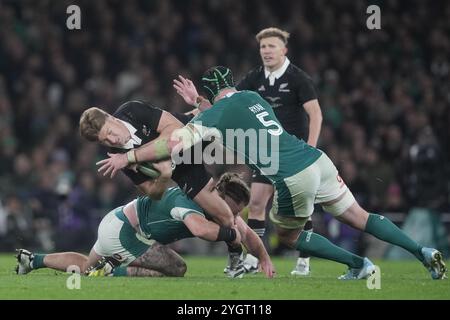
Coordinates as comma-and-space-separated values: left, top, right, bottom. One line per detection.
236, 69, 259, 91
115, 101, 163, 130
170, 207, 205, 221
295, 72, 318, 105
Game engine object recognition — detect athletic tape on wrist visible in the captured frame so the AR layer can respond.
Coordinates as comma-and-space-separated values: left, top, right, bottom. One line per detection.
126, 150, 137, 164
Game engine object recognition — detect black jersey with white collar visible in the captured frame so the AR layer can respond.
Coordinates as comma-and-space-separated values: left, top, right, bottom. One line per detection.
237, 63, 317, 140
109, 100, 210, 198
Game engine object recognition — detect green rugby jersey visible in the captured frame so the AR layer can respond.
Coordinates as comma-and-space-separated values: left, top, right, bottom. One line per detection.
191, 90, 321, 182
136, 187, 205, 244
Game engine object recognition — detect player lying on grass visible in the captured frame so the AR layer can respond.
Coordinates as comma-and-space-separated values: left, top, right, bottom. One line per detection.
17, 173, 275, 278
97, 66, 447, 280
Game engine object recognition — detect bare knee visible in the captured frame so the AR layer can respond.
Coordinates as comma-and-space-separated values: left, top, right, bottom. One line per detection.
276, 227, 300, 248
150, 243, 187, 277
161, 256, 187, 277
336, 202, 369, 230
174, 260, 187, 277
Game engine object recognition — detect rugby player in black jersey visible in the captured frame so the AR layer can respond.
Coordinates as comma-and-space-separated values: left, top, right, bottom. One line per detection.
79, 101, 246, 277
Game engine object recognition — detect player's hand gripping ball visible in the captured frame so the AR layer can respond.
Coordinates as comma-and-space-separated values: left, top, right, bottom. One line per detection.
137, 162, 161, 179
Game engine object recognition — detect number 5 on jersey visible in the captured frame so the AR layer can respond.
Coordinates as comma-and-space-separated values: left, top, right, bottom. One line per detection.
256, 112, 283, 136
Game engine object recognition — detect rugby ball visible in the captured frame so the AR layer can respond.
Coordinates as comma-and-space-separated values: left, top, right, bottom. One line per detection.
137, 162, 161, 179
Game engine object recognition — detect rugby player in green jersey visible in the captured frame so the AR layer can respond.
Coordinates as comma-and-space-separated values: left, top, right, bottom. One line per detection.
98, 66, 446, 280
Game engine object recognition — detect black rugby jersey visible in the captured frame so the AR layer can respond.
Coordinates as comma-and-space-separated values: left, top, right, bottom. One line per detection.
236, 63, 317, 140
109, 100, 210, 198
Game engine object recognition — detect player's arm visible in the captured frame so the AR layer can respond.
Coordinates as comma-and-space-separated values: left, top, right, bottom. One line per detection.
173, 75, 212, 111
135, 161, 173, 200
235, 216, 275, 278
193, 178, 235, 228
134, 122, 204, 162
303, 99, 322, 147
296, 72, 322, 147
183, 213, 241, 247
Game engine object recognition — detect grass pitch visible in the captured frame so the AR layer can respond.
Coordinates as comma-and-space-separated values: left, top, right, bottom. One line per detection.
0, 254, 448, 300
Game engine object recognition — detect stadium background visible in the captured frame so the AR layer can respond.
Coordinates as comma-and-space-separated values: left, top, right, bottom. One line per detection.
0, 0, 448, 258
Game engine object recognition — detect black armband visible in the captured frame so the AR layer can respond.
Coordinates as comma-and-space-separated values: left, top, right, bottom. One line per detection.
216, 226, 237, 242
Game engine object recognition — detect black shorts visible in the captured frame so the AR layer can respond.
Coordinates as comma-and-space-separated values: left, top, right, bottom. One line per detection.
251, 169, 272, 185
172, 163, 211, 199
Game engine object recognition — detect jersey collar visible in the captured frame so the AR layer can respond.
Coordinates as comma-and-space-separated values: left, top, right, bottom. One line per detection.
264, 57, 290, 79
117, 119, 142, 149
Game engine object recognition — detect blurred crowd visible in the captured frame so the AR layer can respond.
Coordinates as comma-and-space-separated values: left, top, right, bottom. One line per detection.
0, 0, 449, 253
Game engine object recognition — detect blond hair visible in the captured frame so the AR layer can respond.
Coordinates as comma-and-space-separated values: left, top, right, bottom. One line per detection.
255, 27, 290, 45
79, 107, 109, 141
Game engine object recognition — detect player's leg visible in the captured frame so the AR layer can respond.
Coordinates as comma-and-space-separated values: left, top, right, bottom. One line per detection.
127, 242, 186, 277
35, 252, 89, 272
291, 216, 313, 276
89, 207, 186, 277
271, 213, 373, 279
335, 201, 423, 258
334, 201, 446, 279
194, 178, 245, 277
248, 177, 274, 238
16, 249, 89, 275
123, 268, 165, 277
242, 178, 273, 273
270, 158, 375, 279
87, 207, 151, 277
317, 152, 446, 279
92, 242, 186, 277
248, 173, 314, 276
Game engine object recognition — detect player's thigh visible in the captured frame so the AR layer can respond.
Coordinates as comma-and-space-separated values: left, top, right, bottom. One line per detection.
130, 242, 185, 271
94, 209, 150, 266
272, 163, 321, 219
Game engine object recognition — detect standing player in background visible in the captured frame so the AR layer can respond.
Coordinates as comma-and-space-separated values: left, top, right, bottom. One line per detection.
173, 27, 323, 276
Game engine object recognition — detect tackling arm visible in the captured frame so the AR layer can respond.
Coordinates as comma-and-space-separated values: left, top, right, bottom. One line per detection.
183, 213, 240, 247
134, 123, 199, 162
135, 160, 173, 200
193, 178, 235, 228
96, 123, 204, 178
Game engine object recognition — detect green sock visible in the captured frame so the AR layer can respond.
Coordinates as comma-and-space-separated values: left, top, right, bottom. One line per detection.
365, 213, 423, 261
113, 266, 128, 277
296, 231, 364, 269
32, 254, 46, 269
